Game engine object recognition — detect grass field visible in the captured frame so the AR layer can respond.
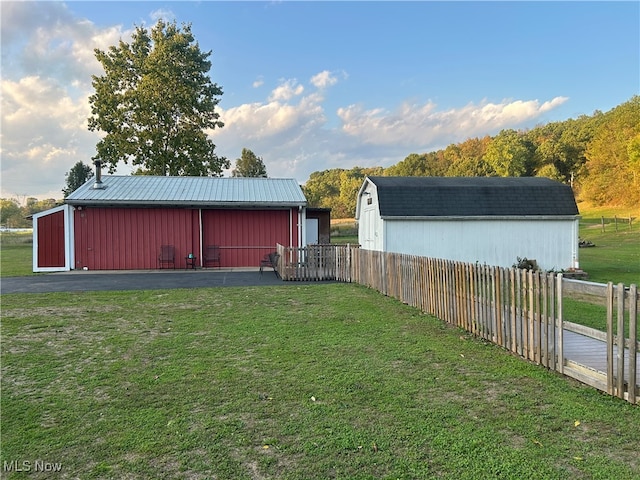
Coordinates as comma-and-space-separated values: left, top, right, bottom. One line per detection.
2, 285, 639, 479
1, 231, 33, 277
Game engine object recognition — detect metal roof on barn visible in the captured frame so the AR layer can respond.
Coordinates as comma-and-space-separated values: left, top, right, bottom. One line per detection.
66, 176, 307, 207
365, 176, 579, 218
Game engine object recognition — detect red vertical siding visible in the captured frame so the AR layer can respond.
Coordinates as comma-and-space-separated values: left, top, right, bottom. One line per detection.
202, 209, 297, 267
72, 206, 300, 270
37, 210, 65, 268
74, 207, 197, 270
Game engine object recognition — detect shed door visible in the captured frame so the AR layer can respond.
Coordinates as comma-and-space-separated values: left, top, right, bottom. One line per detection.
363, 209, 376, 250
37, 210, 65, 268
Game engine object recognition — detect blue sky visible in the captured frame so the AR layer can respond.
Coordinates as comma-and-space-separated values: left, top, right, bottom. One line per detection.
1, 1, 638, 200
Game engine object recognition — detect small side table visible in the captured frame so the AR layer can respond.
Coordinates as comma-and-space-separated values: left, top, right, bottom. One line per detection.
185, 256, 197, 269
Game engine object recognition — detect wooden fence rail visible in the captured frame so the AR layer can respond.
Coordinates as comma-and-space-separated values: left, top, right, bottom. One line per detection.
276, 244, 639, 404
276, 244, 353, 282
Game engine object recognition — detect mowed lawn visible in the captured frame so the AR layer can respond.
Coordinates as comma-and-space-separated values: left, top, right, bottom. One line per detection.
2, 284, 639, 479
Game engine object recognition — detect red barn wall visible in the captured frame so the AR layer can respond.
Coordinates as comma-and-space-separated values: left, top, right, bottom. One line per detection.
73, 206, 299, 270
202, 209, 297, 267
74, 207, 199, 270
37, 209, 65, 268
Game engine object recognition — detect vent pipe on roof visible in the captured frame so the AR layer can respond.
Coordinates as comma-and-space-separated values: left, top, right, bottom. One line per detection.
93, 160, 104, 189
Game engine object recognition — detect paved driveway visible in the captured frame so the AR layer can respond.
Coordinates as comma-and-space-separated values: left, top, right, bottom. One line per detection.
0, 269, 329, 294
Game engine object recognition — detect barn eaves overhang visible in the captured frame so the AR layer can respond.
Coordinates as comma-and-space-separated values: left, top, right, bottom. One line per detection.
65, 200, 306, 209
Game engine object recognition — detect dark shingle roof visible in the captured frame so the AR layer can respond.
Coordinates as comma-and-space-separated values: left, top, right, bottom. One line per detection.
367, 176, 578, 217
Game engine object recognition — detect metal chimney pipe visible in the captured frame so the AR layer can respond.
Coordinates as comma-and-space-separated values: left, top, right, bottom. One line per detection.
93, 160, 104, 189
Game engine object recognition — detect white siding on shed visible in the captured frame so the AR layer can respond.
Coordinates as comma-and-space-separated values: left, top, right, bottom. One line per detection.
383, 217, 579, 270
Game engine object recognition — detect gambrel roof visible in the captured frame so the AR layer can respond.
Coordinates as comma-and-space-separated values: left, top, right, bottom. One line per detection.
361, 176, 579, 218
66, 175, 307, 208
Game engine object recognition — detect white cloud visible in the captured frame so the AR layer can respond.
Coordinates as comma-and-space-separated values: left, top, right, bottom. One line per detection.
310, 70, 338, 89
150, 9, 177, 24
337, 97, 570, 148
1, 2, 129, 91
268, 79, 304, 102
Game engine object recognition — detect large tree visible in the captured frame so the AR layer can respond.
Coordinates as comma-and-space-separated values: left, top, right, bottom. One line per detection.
88, 20, 228, 176
484, 129, 535, 177
232, 148, 267, 177
581, 96, 640, 206
63, 161, 94, 198
0, 199, 22, 228
385, 152, 449, 177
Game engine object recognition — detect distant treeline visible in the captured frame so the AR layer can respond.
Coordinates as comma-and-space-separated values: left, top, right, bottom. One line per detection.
0, 198, 60, 229
303, 96, 640, 218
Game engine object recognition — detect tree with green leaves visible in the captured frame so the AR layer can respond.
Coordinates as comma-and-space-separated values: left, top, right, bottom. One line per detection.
303, 169, 343, 209
484, 129, 534, 177
232, 148, 267, 177
23, 197, 59, 216
0, 199, 22, 228
88, 20, 228, 176
581, 96, 640, 206
63, 161, 94, 198
303, 167, 383, 218
444, 137, 492, 177
385, 152, 449, 177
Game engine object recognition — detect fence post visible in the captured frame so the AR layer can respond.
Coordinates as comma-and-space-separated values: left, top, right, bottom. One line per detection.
516, 268, 523, 356
495, 267, 503, 347
616, 283, 625, 399
629, 284, 637, 404
606, 282, 614, 395
528, 270, 535, 362
548, 272, 556, 371
542, 272, 549, 368
510, 268, 517, 353
557, 273, 564, 374
535, 271, 542, 365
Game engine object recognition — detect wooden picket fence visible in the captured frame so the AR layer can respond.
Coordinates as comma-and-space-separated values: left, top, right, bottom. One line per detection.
276, 244, 353, 282
275, 244, 639, 404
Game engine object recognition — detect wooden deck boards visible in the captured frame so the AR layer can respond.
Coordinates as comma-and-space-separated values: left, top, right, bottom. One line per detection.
562, 330, 640, 382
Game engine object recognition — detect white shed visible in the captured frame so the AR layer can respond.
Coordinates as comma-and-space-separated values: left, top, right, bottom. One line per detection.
355, 176, 580, 271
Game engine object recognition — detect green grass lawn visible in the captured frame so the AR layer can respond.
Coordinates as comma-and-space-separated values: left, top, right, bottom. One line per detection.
576, 203, 639, 285
1, 244, 33, 277
1, 232, 34, 277
2, 284, 639, 479
331, 235, 358, 245
577, 227, 640, 286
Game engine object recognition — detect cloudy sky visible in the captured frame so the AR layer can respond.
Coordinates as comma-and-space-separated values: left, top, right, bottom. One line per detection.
1, 1, 638, 201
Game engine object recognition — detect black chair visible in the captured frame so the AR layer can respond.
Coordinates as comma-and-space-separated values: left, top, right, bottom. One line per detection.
158, 245, 175, 269
259, 252, 280, 277
203, 245, 221, 268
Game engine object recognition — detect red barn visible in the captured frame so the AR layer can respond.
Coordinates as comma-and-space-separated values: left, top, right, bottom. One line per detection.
33, 175, 309, 272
